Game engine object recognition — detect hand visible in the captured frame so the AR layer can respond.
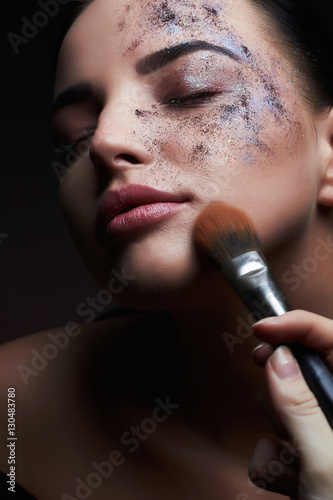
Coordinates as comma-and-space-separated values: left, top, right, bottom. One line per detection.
249, 310, 333, 499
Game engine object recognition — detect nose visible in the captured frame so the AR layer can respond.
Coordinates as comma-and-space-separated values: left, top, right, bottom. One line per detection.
89, 101, 154, 185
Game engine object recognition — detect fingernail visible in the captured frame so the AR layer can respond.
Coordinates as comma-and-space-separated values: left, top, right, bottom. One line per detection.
270, 346, 301, 380
253, 317, 278, 327
252, 342, 274, 357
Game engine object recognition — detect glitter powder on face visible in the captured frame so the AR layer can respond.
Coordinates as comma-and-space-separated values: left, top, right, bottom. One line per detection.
152, 1, 177, 26
55, 0, 319, 296
115, 0, 296, 165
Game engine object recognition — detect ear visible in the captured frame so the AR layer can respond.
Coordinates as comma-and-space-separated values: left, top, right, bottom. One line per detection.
317, 107, 333, 208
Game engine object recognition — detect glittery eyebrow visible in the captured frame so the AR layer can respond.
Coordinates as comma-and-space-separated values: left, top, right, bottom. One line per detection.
136, 40, 241, 75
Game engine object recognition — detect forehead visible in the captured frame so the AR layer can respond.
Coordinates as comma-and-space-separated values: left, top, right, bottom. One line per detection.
56, 0, 289, 92
73, 0, 256, 35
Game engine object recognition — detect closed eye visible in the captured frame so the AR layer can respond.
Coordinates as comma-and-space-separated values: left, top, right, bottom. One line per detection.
162, 90, 225, 107
52, 128, 95, 166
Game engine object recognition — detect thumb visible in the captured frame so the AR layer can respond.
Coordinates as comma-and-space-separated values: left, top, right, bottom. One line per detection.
266, 346, 333, 492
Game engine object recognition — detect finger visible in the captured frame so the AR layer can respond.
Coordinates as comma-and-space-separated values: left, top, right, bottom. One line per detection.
265, 345, 333, 491
249, 438, 299, 496
253, 310, 333, 364
257, 386, 291, 441
252, 343, 274, 367
253, 346, 291, 439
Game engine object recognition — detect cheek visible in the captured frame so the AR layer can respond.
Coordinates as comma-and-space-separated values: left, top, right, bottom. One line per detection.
143, 92, 307, 186
59, 163, 98, 244
59, 167, 116, 286
141, 90, 316, 251
211, 108, 317, 252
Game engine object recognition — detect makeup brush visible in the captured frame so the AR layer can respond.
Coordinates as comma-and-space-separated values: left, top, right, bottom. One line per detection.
194, 202, 333, 429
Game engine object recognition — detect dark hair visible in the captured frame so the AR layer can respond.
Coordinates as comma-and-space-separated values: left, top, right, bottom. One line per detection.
74, 0, 333, 110
249, 0, 333, 110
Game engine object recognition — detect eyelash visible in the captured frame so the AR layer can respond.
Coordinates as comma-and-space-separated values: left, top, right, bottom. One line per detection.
162, 90, 221, 107
53, 128, 95, 165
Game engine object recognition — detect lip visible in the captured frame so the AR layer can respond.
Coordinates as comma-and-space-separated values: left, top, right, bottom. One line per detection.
96, 184, 190, 241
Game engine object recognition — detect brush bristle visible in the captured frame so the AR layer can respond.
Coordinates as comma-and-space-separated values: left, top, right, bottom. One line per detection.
193, 203, 261, 269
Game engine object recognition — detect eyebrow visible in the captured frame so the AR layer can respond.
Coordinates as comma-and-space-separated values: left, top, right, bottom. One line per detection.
136, 40, 241, 75
52, 82, 93, 117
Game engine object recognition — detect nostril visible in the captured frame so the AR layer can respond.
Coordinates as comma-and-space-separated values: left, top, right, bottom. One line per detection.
115, 154, 140, 165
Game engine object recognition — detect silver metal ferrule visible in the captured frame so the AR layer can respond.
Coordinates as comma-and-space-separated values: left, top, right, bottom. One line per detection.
222, 251, 291, 317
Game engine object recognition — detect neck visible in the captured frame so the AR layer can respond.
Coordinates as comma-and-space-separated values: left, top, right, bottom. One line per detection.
269, 212, 333, 320
171, 291, 269, 451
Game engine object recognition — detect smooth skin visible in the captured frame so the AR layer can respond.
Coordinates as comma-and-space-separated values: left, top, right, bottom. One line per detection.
1, 0, 333, 498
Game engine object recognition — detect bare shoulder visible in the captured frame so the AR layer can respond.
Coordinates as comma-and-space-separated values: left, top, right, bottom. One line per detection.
0, 310, 170, 394
0, 311, 174, 470
0, 315, 125, 389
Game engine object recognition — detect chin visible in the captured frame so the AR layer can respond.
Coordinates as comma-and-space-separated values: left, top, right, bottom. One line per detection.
87, 238, 207, 311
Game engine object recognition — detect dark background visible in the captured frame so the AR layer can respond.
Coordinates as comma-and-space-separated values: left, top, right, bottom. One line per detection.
2, 0, 101, 343
2, 0, 333, 343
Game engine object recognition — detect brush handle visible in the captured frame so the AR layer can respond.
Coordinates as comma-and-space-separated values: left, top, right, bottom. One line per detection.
223, 251, 333, 429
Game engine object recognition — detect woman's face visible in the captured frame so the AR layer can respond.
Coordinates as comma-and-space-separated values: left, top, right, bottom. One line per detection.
53, 0, 322, 308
